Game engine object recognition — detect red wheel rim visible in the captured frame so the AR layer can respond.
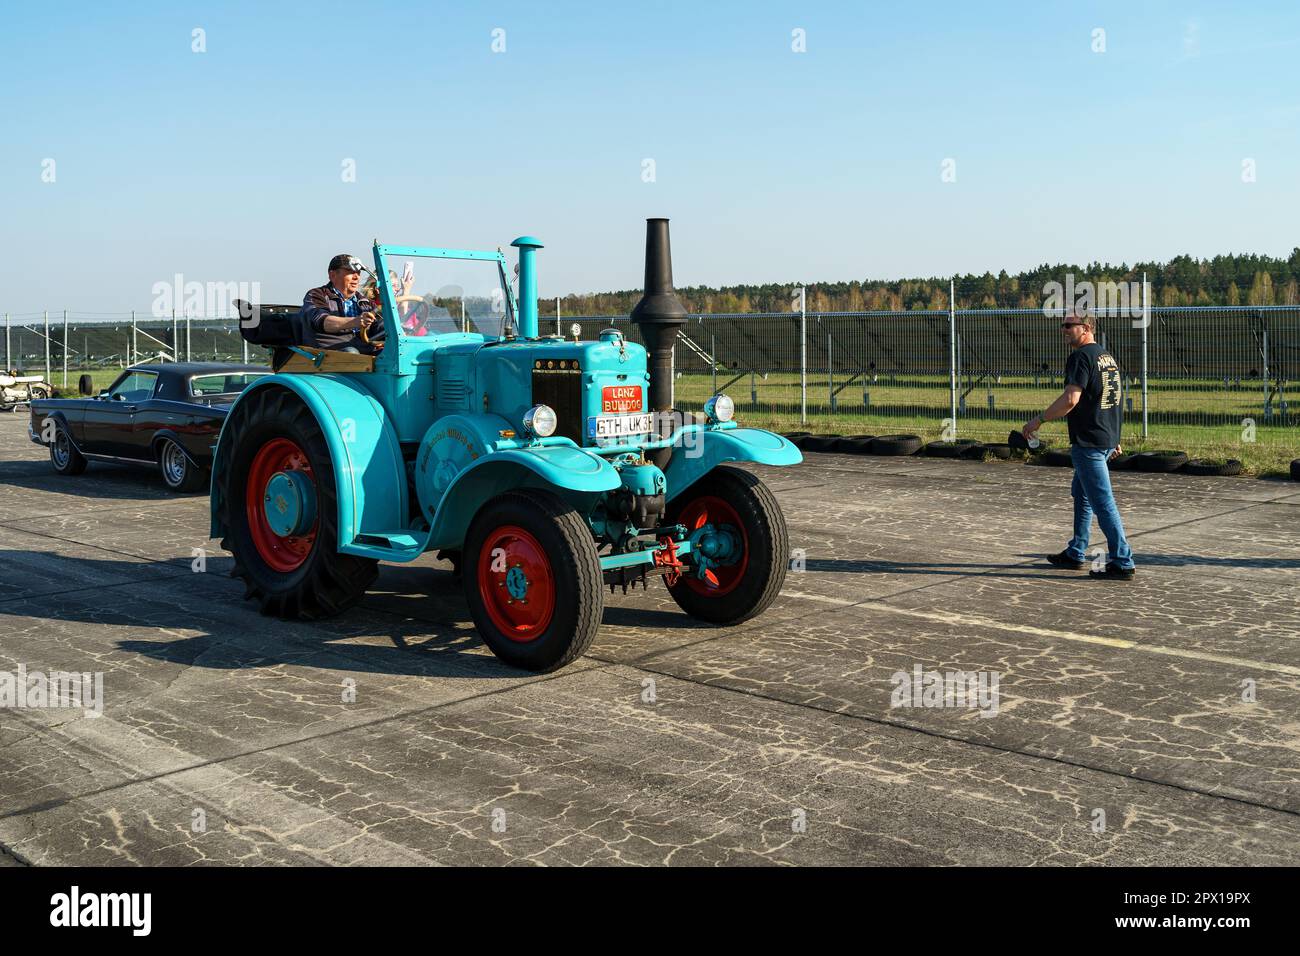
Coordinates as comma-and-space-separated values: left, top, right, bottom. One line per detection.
678, 496, 748, 596
477, 525, 556, 642
245, 437, 318, 573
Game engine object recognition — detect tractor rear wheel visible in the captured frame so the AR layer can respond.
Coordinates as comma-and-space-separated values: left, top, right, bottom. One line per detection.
464, 489, 603, 672
216, 387, 377, 619
664, 465, 789, 625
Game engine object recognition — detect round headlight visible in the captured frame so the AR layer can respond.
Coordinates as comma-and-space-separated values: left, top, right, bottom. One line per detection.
704, 394, 735, 423
524, 404, 558, 437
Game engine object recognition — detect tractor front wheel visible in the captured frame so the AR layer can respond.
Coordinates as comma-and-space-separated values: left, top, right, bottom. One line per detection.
216, 387, 377, 619
464, 489, 603, 672
665, 465, 789, 625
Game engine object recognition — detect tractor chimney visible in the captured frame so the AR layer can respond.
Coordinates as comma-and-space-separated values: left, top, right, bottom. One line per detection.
630, 218, 688, 464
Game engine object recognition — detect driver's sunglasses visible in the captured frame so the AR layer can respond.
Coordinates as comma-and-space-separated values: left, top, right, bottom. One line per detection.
1060, 322, 1086, 328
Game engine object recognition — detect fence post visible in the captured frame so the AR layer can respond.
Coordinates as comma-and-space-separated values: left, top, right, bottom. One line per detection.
556, 297, 562, 336
186, 312, 192, 361
62, 309, 68, 387
172, 309, 178, 362
131, 310, 138, 366
948, 280, 957, 435
1141, 272, 1149, 439
44, 310, 51, 383
4, 312, 9, 371
799, 287, 807, 425
711, 334, 717, 395
827, 333, 834, 411
1262, 328, 1270, 418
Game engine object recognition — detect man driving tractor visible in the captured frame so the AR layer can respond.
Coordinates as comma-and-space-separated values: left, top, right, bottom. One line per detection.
300, 254, 386, 354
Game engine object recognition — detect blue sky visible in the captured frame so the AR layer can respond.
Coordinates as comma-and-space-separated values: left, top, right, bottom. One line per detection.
2, 0, 1298, 315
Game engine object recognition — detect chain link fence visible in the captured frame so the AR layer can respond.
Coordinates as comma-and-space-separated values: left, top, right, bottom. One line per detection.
5, 305, 1297, 464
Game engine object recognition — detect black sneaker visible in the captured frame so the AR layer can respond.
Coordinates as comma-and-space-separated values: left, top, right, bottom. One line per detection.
1089, 562, 1136, 581
1046, 550, 1086, 570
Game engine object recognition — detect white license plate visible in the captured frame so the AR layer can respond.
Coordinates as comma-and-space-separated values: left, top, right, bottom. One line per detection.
592, 413, 653, 439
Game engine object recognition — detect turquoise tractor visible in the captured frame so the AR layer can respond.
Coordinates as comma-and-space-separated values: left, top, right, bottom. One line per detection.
212, 219, 802, 671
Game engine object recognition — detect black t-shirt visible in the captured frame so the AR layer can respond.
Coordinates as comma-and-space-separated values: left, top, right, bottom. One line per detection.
1064, 342, 1122, 448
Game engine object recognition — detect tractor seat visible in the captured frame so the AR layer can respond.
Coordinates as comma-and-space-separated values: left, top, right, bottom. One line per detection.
235, 300, 318, 369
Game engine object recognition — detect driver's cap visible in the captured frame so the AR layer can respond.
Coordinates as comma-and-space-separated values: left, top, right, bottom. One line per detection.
328, 254, 364, 273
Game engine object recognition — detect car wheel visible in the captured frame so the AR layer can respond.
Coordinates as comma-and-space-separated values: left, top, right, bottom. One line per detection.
157, 438, 208, 492
49, 425, 87, 476
464, 488, 602, 671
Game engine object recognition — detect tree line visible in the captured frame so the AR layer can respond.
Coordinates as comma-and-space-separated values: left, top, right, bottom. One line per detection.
552, 249, 1300, 315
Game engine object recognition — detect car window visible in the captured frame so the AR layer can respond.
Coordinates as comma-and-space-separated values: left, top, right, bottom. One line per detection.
109, 371, 158, 403
189, 372, 266, 397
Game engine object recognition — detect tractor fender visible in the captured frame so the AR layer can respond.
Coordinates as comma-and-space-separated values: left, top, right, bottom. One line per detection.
210, 375, 407, 548
663, 426, 802, 502
416, 413, 620, 551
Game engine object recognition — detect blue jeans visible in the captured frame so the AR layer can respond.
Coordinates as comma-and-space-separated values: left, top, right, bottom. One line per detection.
1066, 446, 1135, 569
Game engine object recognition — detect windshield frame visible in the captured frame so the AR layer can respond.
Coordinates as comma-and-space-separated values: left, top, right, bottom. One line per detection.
373, 245, 516, 343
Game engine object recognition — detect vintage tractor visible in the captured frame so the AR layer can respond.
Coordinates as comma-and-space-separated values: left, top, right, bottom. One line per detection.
212, 219, 801, 670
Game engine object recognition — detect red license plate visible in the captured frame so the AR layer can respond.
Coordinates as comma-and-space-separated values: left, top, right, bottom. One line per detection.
601, 385, 642, 414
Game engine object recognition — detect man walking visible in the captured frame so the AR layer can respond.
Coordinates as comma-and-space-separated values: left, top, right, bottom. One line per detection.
1022, 312, 1136, 580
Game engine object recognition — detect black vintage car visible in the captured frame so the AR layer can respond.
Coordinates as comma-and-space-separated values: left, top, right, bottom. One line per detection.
28, 362, 267, 492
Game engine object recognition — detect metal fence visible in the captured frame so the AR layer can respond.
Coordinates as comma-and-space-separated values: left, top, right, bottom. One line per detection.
5, 306, 1298, 455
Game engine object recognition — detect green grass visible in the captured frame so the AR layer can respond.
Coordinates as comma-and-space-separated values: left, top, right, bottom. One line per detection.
674, 374, 1300, 478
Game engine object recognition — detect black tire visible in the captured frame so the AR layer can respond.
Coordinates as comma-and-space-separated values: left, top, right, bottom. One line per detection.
28, 385, 51, 401
869, 434, 923, 456
1108, 452, 1138, 471
1292, 459, 1300, 482
980, 443, 1012, 460
1181, 458, 1243, 477
216, 386, 378, 619
801, 435, 840, 453
924, 439, 979, 458
834, 434, 874, 453
463, 488, 602, 671
49, 423, 87, 476
78, 374, 94, 396
156, 437, 208, 492
1035, 449, 1074, 467
782, 431, 811, 441
664, 465, 788, 626
1134, 450, 1189, 473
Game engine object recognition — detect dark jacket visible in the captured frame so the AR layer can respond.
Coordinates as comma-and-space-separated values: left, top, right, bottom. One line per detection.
300, 283, 385, 353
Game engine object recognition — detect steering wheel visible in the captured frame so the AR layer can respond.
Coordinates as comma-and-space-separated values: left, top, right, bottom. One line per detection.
394, 294, 434, 335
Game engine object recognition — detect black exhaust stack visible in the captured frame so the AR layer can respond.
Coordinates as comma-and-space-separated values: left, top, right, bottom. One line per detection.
630, 218, 688, 468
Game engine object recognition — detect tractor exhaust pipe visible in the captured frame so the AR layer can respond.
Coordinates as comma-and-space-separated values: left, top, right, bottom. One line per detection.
630, 218, 688, 468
